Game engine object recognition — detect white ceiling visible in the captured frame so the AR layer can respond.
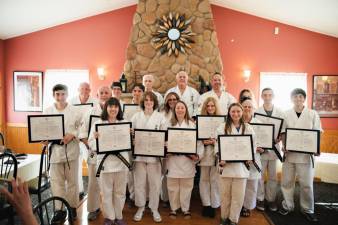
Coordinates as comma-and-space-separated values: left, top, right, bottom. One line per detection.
0, 0, 337, 40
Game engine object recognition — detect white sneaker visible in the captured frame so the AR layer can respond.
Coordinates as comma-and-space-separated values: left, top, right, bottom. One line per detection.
133, 207, 144, 222
152, 210, 162, 223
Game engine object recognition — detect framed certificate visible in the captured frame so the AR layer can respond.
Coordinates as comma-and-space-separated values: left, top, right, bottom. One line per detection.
167, 128, 197, 154
73, 103, 93, 115
123, 104, 141, 121
196, 115, 226, 140
285, 128, 320, 154
28, 114, 65, 143
249, 123, 275, 149
95, 122, 132, 154
218, 134, 254, 162
133, 129, 166, 157
88, 115, 100, 136
254, 113, 284, 140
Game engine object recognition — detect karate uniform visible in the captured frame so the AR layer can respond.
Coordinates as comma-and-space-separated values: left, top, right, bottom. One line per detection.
70, 95, 98, 194
78, 104, 102, 213
88, 119, 130, 221
152, 90, 164, 108
256, 106, 285, 203
197, 141, 220, 208
44, 103, 82, 209
166, 120, 200, 213
281, 107, 322, 213
198, 90, 236, 115
131, 111, 166, 211
215, 123, 254, 223
165, 86, 200, 117
243, 117, 261, 210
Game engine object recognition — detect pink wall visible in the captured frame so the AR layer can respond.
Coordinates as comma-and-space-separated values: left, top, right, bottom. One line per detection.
4, 5, 338, 129
0, 39, 4, 78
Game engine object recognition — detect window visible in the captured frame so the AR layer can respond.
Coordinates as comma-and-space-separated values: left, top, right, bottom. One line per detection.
43, 69, 89, 109
259, 72, 307, 110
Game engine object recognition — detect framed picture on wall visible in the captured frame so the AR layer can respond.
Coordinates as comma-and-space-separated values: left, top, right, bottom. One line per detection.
312, 75, 338, 117
13, 71, 43, 112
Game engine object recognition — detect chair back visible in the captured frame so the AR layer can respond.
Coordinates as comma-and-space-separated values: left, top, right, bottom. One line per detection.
0, 132, 4, 146
33, 196, 74, 225
0, 153, 17, 179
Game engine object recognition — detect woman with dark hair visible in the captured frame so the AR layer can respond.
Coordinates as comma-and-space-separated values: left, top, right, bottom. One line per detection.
88, 97, 129, 225
130, 91, 166, 223
238, 89, 257, 108
215, 102, 256, 225
166, 100, 200, 219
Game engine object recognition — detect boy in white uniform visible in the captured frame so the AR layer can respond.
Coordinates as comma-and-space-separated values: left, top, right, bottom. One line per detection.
111, 82, 125, 108
44, 84, 82, 223
256, 88, 285, 211
164, 71, 200, 117
279, 88, 322, 223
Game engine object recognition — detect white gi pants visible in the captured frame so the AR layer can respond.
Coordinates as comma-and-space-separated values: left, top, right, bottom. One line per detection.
167, 177, 194, 212
50, 159, 79, 209
87, 163, 100, 212
281, 161, 314, 213
99, 171, 128, 220
257, 159, 278, 202
127, 171, 135, 200
199, 166, 220, 208
77, 144, 87, 193
219, 177, 247, 223
134, 162, 161, 211
161, 159, 169, 202
243, 179, 259, 210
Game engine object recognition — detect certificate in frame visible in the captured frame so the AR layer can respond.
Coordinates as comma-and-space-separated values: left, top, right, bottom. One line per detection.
167, 128, 197, 155
133, 129, 166, 157
218, 134, 254, 162
285, 128, 320, 154
88, 115, 100, 136
249, 123, 275, 150
95, 122, 132, 154
28, 114, 65, 143
73, 103, 94, 115
196, 115, 226, 140
123, 104, 141, 121
254, 113, 284, 139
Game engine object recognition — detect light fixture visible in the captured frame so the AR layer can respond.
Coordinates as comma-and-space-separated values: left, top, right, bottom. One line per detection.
97, 67, 105, 80
274, 27, 279, 35
243, 69, 251, 82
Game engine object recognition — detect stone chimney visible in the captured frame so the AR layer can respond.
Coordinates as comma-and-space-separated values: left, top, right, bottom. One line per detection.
123, 0, 223, 93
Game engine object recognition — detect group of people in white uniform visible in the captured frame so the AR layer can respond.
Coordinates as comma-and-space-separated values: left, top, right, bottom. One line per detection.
42, 70, 322, 225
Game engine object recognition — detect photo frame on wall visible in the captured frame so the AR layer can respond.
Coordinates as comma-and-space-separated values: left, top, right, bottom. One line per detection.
312, 75, 338, 117
13, 71, 43, 112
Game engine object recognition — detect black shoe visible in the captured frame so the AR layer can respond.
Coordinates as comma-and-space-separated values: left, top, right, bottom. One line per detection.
209, 207, 216, 218
302, 211, 319, 222
202, 206, 209, 217
51, 210, 67, 224
162, 200, 170, 208
79, 192, 86, 200
278, 207, 290, 216
220, 218, 229, 225
71, 207, 77, 220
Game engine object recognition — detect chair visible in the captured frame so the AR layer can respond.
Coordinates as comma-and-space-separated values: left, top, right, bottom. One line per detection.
29, 146, 51, 203
0, 132, 4, 146
33, 196, 74, 225
0, 153, 18, 225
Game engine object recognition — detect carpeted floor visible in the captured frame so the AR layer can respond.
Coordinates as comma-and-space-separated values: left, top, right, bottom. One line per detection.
264, 182, 338, 225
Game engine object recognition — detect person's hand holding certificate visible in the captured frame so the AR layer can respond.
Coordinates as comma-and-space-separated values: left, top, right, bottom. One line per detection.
95, 122, 132, 154
167, 128, 197, 154
285, 128, 320, 154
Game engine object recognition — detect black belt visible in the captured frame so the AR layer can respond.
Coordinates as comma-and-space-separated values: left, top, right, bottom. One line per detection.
48, 140, 70, 170
96, 152, 132, 177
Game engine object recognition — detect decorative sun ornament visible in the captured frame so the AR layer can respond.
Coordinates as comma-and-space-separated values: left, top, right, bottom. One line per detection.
153, 12, 196, 57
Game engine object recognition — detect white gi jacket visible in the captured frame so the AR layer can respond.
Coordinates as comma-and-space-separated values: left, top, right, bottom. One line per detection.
44, 104, 82, 163
283, 107, 322, 164
215, 123, 256, 179
198, 90, 236, 115
88, 119, 130, 173
165, 120, 201, 178
152, 90, 164, 107
131, 110, 166, 163
255, 105, 285, 160
165, 86, 200, 117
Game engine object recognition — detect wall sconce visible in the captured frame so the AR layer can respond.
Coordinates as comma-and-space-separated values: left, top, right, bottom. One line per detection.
243, 69, 251, 82
97, 67, 105, 80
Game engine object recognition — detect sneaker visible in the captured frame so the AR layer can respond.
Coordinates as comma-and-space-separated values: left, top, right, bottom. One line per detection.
268, 201, 278, 212
301, 211, 319, 222
152, 210, 162, 223
51, 210, 67, 225
256, 200, 265, 211
183, 211, 191, 219
278, 207, 290, 216
169, 210, 177, 219
115, 219, 127, 225
103, 218, 114, 225
71, 207, 77, 220
220, 218, 229, 225
88, 208, 100, 221
133, 207, 144, 222
229, 221, 237, 225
